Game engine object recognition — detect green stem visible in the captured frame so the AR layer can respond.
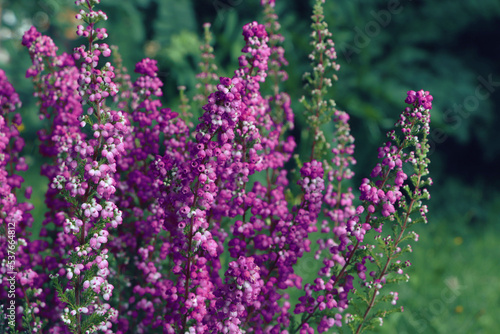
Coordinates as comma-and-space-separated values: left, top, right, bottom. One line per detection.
355, 173, 422, 334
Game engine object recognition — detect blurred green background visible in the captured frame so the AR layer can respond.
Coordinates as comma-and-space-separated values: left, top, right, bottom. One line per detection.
1, 0, 499, 332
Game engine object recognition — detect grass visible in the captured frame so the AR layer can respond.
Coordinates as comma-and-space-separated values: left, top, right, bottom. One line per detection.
380, 185, 500, 333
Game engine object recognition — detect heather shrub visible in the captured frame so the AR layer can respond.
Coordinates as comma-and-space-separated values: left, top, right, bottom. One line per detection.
0, 0, 432, 333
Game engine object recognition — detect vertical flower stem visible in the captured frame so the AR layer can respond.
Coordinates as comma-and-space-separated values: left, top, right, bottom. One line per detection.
181, 179, 200, 331
355, 174, 422, 334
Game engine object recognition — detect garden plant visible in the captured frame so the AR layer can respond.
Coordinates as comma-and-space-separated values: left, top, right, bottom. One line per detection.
0, 0, 433, 333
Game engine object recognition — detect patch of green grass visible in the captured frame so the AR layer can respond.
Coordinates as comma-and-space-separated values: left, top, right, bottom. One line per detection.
380, 188, 500, 334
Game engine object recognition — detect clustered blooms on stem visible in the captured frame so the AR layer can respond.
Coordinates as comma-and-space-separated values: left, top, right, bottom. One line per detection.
212, 257, 263, 333
113, 56, 190, 333
5, 0, 433, 333
22, 23, 85, 330
288, 2, 433, 333
193, 23, 219, 110
300, 0, 341, 161
291, 2, 360, 331
292, 87, 432, 333
55, 0, 129, 332
21, 0, 129, 332
154, 21, 276, 333
348, 89, 432, 333
0, 70, 43, 332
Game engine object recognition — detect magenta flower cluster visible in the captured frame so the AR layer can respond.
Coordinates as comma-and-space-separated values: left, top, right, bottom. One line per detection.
1, 0, 433, 333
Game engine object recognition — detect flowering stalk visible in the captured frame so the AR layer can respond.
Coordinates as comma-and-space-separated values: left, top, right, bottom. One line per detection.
112, 57, 189, 332
291, 90, 432, 333
25, 0, 129, 332
22, 24, 85, 331
193, 23, 219, 112
288, 1, 433, 333
260, 0, 294, 133
299, 0, 340, 161
349, 90, 432, 333
110, 45, 133, 114
167, 22, 273, 332
291, 1, 359, 331
0, 69, 41, 332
